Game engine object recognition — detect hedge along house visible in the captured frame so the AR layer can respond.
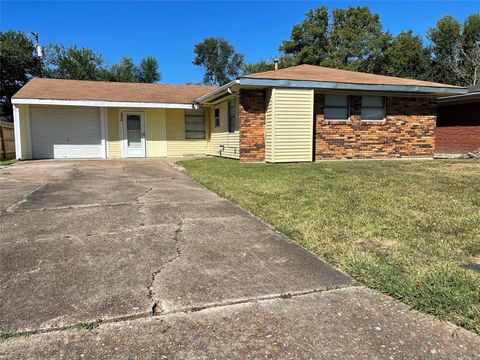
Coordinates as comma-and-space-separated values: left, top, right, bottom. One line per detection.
12, 64, 466, 162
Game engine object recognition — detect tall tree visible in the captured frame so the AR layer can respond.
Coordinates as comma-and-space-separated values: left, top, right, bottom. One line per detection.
242, 56, 295, 75
429, 14, 480, 86
280, 6, 391, 74
108, 57, 138, 82
385, 30, 430, 80
44, 45, 107, 80
428, 15, 462, 85
0, 31, 37, 119
242, 60, 276, 75
193, 38, 244, 85
279, 7, 330, 65
324, 7, 392, 73
455, 14, 480, 85
138, 56, 161, 83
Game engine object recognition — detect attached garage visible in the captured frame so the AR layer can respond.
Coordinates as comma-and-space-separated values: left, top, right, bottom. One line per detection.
30, 106, 103, 159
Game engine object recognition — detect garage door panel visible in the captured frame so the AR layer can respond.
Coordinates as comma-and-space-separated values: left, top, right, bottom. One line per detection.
31, 106, 102, 159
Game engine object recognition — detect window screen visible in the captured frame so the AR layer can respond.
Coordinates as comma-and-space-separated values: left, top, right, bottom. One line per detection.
214, 107, 220, 128
228, 100, 236, 133
185, 109, 205, 139
324, 95, 349, 120
362, 96, 385, 121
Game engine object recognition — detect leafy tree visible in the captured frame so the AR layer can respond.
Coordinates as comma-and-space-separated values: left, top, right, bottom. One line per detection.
44, 44, 107, 80
108, 57, 138, 82
280, 7, 329, 65
242, 60, 275, 75
0, 31, 37, 119
385, 30, 430, 80
428, 15, 463, 84
193, 38, 244, 85
429, 14, 480, 86
456, 14, 480, 86
328, 7, 391, 73
138, 56, 161, 83
280, 7, 391, 74
242, 56, 296, 75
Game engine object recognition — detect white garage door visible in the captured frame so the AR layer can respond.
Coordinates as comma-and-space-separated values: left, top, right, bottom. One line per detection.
31, 106, 102, 159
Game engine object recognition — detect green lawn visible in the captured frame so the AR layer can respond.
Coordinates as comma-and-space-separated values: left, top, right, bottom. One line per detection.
179, 157, 480, 334
0, 159, 16, 166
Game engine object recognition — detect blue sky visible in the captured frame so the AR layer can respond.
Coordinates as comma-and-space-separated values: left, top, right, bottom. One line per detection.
1, 1, 478, 84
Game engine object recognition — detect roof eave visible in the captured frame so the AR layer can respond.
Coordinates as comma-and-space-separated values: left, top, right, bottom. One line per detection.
195, 80, 239, 104
238, 78, 467, 96
438, 91, 480, 104
11, 98, 197, 109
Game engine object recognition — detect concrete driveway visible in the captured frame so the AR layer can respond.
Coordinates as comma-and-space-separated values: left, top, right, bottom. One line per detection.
1, 160, 479, 359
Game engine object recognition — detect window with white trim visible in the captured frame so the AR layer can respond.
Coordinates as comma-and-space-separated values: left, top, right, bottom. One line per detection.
214, 107, 220, 128
324, 94, 349, 121
361, 96, 386, 121
185, 109, 205, 139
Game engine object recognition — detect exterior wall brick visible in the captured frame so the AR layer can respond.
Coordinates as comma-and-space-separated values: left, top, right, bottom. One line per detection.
239, 89, 266, 162
314, 94, 437, 160
435, 102, 480, 154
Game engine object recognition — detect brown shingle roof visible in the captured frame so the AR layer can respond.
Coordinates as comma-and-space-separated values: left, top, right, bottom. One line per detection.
243, 64, 460, 89
13, 78, 217, 104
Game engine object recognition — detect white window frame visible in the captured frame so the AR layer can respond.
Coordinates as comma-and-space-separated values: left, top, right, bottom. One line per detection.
324, 94, 350, 122
361, 96, 386, 122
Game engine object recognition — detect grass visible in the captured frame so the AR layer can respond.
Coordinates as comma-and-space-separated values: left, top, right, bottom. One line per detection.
0, 159, 16, 166
179, 157, 480, 334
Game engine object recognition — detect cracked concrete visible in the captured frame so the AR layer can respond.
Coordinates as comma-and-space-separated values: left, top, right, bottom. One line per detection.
2, 287, 479, 359
1, 159, 479, 358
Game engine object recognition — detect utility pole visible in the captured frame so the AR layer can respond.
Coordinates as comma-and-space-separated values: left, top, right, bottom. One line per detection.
31, 32, 43, 77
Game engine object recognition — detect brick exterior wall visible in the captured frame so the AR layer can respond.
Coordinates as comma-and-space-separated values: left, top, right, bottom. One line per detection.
239, 89, 266, 162
314, 95, 437, 160
435, 102, 480, 154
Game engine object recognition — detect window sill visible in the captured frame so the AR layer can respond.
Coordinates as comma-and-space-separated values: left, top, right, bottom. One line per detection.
361, 119, 386, 124
323, 120, 351, 124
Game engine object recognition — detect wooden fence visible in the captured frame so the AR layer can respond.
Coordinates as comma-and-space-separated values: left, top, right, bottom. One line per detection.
0, 121, 15, 160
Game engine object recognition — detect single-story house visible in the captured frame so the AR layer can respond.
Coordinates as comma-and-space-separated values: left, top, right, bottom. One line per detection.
435, 85, 480, 155
12, 64, 467, 163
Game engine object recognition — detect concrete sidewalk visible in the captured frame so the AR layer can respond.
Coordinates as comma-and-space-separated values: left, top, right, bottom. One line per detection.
0, 160, 478, 358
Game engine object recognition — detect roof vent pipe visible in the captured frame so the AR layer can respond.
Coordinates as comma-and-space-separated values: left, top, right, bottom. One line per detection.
274, 59, 279, 70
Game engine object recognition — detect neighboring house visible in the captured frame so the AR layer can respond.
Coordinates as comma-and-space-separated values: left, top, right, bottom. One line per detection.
435, 85, 480, 155
12, 64, 466, 163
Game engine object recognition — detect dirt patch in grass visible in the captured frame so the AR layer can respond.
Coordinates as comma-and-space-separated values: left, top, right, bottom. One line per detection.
179, 157, 480, 334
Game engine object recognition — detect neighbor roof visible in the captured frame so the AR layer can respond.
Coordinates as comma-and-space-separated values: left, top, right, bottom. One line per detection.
242, 64, 461, 89
12, 78, 217, 105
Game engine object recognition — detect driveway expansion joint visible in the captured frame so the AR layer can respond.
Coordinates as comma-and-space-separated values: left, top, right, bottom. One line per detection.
0, 284, 358, 343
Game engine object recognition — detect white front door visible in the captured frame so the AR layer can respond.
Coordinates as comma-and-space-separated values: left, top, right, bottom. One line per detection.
122, 112, 146, 157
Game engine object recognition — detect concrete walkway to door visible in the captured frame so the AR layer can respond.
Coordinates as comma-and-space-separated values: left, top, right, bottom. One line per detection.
0, 160, 478, 359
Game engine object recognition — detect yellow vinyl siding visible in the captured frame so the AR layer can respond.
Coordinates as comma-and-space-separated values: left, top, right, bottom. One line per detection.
145, 108, 167, 157
270, 88, 313, 163
265, 89, 274, 163
165, 108, 209, 157
209, 99, 240, 159
107, 107, 121, 158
